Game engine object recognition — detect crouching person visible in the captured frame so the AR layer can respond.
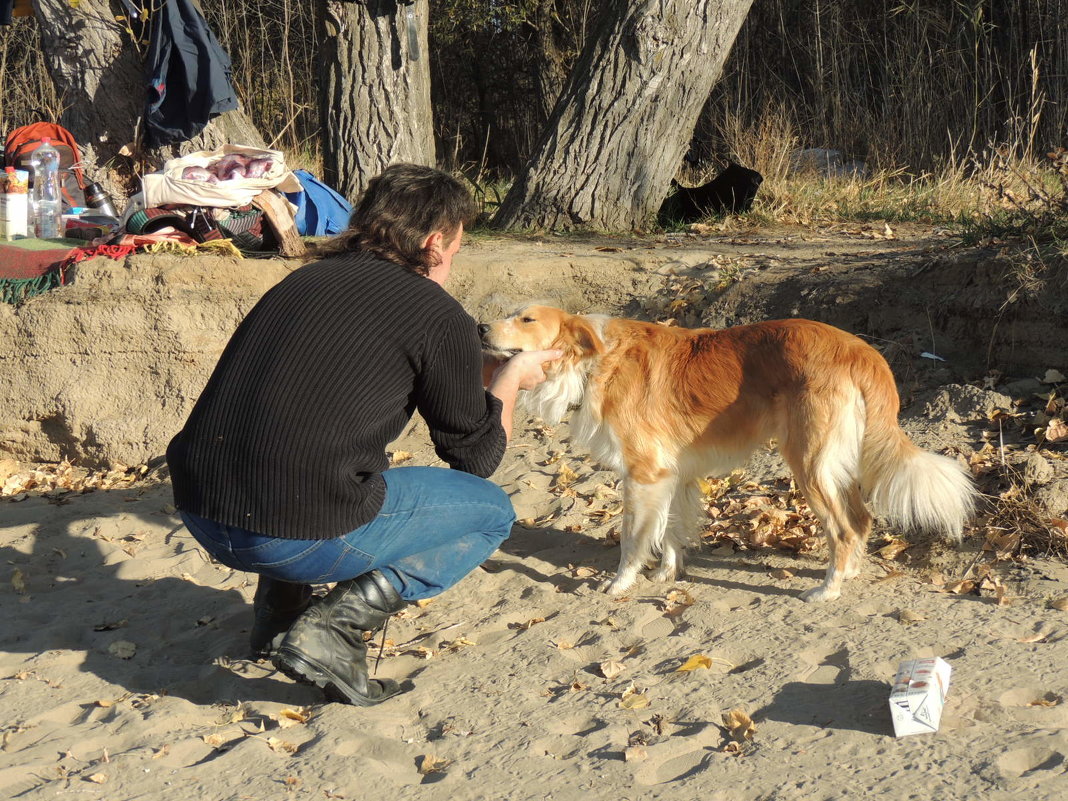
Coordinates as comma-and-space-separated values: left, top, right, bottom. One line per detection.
166, 164, 560, 705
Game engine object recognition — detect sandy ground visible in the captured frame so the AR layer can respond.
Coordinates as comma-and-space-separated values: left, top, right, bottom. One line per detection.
3, 228, 1068, 800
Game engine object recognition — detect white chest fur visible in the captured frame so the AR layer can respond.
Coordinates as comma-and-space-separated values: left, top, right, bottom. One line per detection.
521, 316, 628, 475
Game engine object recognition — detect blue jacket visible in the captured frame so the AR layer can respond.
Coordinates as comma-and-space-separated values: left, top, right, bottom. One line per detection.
143, 0, 238, 147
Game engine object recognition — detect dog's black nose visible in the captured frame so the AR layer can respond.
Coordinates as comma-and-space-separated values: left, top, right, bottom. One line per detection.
477, 323, 490, 337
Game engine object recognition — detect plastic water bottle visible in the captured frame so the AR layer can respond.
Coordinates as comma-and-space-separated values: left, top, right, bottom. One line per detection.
30, 137, 62, 239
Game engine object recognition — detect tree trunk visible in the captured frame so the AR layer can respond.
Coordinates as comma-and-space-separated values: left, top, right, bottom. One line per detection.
31, 0, 263, 190
494, 0, 754, 232
531, 1, 571, 122
318, 0, 435, 202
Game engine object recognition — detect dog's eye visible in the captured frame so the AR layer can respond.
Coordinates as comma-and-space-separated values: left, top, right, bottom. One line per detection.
520, 316, 535, 324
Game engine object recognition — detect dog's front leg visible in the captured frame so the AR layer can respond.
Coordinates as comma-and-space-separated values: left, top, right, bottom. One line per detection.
599, 477, 674, 595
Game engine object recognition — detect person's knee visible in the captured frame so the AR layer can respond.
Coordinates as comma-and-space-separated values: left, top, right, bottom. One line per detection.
482, 482, 516, 541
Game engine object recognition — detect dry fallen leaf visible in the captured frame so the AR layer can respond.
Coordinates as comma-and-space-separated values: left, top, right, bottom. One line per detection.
107, 640, 137, 659
676, 654, 713, 672
93, 619, 128, 632
1042, 368, 1067, 384
265, 736, 298, 755
619, 688, 650, 710
390, 450, 413, 464
897, 609, 927, 624
441, 637, 475, 652
878, 538, 911, 560
873, 568, 905, 584
554, 462, 579, 489
86, 773, 107, 784
417, 754, 451, 775
1027, 692, 1063, 707
1017, 626, 1056, 644
769, 568, 794, 580
662, 588, 696, 621
1046, 418, 1068, 443
1048, 597, 1068, 612
273, 707, 313, 728
600, 660, 626, 679
942, 579, 976, 595
722, 708, 756, 744
509, 617, 545, 631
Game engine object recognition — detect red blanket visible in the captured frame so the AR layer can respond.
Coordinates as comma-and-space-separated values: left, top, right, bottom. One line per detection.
0, 238, 81, 280
0, 239, 137, 304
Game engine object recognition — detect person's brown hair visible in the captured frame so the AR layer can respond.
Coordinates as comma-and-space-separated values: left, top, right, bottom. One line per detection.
315, 164, 477, 275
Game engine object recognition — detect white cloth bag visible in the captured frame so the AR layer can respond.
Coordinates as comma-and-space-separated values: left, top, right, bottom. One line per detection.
141, 144, 302, 208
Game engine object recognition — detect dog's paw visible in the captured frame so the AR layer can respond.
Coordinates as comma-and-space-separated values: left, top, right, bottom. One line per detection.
842, 563, 863, 580
799, 584, 841, 603
647, 565, 678, 584
598, 575, 635, 596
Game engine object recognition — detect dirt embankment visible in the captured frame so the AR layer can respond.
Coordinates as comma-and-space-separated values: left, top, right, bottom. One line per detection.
1, 225, 1065, 468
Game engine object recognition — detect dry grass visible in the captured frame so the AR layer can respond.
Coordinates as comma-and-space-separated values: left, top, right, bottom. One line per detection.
711, 104, 1066, 231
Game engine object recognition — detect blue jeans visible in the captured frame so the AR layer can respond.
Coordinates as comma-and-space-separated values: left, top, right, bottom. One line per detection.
180, 466, 515, 601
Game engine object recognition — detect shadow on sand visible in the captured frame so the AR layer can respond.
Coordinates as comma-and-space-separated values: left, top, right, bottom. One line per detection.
1, 484, 320, 707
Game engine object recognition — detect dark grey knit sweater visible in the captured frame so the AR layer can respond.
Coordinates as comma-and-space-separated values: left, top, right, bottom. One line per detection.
166, 250, 506, 539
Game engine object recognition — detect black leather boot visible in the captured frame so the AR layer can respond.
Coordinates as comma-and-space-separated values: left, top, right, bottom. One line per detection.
272, 570, 405, 706
249, 577, 313, 659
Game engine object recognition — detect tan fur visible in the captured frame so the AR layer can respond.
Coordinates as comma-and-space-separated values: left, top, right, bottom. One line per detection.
483, 305, 977, 601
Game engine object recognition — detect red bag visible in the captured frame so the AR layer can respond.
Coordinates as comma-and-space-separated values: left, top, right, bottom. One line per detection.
4, 122, 87, 209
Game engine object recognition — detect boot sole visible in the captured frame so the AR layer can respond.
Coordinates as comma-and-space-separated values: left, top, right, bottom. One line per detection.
272, 648, 400, 707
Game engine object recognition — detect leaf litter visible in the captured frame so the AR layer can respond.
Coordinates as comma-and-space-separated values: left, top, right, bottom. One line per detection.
721, 708, 756, 754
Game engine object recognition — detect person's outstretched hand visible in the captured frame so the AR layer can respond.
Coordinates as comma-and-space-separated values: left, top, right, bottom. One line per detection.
493, 349, 563, 391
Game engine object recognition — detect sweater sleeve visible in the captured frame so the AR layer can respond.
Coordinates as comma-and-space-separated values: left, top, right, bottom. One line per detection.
415, 310, 506, 477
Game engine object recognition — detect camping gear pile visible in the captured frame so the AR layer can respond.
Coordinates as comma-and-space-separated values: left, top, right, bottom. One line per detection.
1, 120, 354, 304
124, 144, 308, 256
1, 0, 355, 303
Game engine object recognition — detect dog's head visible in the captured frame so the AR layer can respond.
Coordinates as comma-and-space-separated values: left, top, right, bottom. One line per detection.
479, 305, 604, 364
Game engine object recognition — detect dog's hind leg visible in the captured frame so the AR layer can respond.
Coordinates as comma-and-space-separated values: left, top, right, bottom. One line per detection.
649, 479, 700, 584
840, 488, 872, 580
599, 476, 675, 596
781, 395, 872, 602
793, 478, 871, 602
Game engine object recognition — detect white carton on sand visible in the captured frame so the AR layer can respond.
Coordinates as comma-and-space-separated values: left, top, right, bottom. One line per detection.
889, 657, 952, 737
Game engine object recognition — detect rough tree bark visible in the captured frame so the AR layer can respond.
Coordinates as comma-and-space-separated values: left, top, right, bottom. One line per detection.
494, 0, 754, 231
318, 0, 435, 201
531, 0, 572, 122
31, 0, 263, 185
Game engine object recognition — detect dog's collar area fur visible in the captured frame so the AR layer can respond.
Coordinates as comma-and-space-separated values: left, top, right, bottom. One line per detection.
523, 356, 596, 425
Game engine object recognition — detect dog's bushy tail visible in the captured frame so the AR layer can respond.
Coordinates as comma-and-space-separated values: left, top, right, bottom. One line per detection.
854, 360, 976, 540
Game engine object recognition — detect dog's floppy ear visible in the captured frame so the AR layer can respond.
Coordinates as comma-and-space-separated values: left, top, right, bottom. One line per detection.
559, 315, 604, 358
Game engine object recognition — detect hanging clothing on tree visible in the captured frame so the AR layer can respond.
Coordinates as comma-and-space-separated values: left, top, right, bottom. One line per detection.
143, 0, 238, 147
0, 0, 33, 26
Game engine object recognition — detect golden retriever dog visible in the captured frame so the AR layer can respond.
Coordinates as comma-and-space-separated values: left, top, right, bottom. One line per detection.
480, 305, 976, 602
